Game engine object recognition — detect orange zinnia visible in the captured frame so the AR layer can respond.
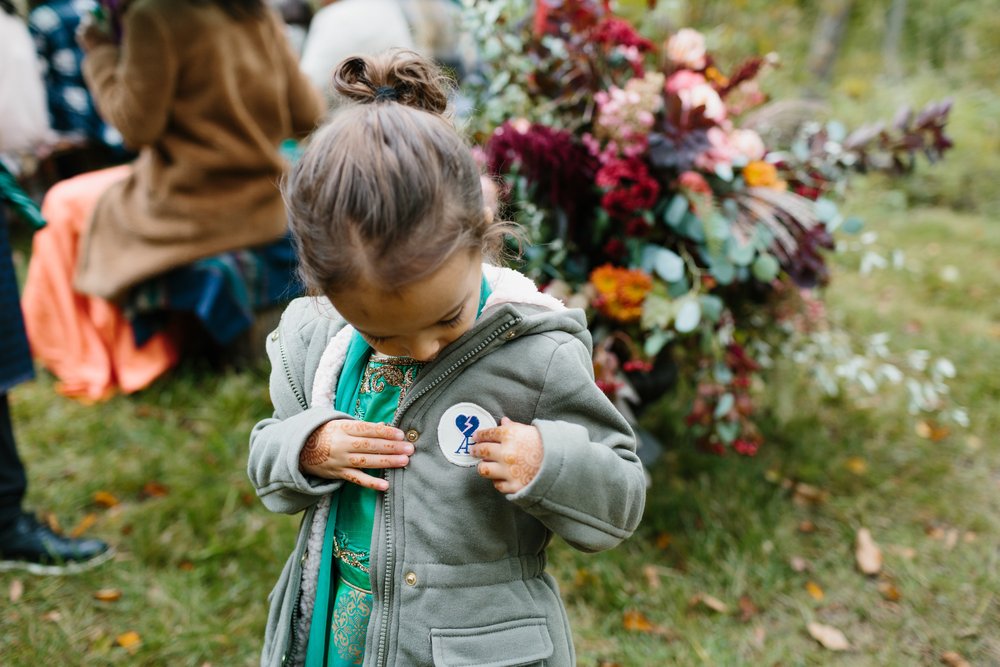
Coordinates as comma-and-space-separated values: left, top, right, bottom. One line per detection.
590, 265, 653, 323
743, 160, 785, 189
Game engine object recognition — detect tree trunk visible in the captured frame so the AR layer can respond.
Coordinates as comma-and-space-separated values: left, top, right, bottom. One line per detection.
883, 0, 908, 81
806, 0, 856, 92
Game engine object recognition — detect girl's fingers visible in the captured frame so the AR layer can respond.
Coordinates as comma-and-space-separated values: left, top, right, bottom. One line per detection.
342, 421, 405, 440
351, 438, 414, 455
470, 443, 493, 460
473, 426, 504, 443
345, 454, 410, 469
339, 468, 389, 492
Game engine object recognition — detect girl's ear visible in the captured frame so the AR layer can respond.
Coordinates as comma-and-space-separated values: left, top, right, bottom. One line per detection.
480, 175, 499, 214
483, 206, 494, 226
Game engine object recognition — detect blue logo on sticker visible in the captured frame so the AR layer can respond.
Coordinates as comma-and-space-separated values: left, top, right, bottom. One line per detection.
454, 414, 480, 455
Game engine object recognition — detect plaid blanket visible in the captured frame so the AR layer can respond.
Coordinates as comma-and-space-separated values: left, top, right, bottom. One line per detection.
123, 235, 303, 347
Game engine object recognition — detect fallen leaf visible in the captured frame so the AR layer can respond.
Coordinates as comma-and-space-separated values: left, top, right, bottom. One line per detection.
944, 529, 959, 550
877, 580, 901, 602
41, 512, 61, 534
690, 593, 729, 614
940, 651, 971, 667
623, 609, 654, 633
93, 491, 120, 508
856, 528, 883, 575
915, 420, 949, 442
751, 625, 767, 650
798, 520, 817, 534
655, 532, 672, 550
178, 561, 195, 572
793, 483, 827, 506
806, 581, 825, 601
844, 457, 868, 475
116, 631, 142, 652
963, 531, 977, 543
965, 435, 982, 451
69, 513, 98, 539
790, 556, 811, 572
642, 565, 661, 591
597, 662, 623, 667
807, 622, 850, 651
94, 589, 122, 602
41, 610, 62, 622
738, 595, 759, 622
9, 580, 24, 604
141, 481, 170, 499
889, 545, 917, 560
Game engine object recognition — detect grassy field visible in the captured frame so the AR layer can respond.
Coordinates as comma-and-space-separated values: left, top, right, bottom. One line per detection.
2, 50, 998, 667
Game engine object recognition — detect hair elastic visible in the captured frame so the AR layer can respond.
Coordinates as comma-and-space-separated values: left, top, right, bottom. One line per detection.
374, 85, 399, 102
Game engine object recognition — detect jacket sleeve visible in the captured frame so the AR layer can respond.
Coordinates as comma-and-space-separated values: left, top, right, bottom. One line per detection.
82, 5, 177, 148
247, 309, 351, 515
511, 336, 647, 552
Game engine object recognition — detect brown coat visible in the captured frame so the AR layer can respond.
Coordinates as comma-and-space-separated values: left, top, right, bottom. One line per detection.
77, 0, 325, 300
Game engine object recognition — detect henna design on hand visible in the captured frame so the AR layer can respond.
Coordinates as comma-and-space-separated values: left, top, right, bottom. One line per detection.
300, 431, 330, 467
507, 432, 543, 487
348, 455, 368, 467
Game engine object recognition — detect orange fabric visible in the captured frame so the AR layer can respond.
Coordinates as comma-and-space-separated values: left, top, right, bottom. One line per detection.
22, 166, 178, 402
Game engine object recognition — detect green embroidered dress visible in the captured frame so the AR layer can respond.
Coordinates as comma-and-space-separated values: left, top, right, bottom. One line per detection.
305, 352, 424, 666
305, 276, 490, 665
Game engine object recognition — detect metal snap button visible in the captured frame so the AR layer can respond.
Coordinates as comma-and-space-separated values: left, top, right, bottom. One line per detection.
405, 429, 419, 443
270, 329, 279, 341
504, 330, 517, 340
404, 572, 417, 586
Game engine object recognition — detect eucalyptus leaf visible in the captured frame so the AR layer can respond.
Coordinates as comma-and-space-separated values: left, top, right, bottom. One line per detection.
714, 163, 734, 182
674, 298, 702, 333
681, 213, 706, 242
641, 245, 685, 283
699, 295, 724, 323
707, 214, 731, 242
716, 420, 739, 445
714, 392, 735, 419
665, 194, 689, 227
842, 216, 864, 234
643, 329, 672, 357
710, 259, 736, 285
641, 293, 674, 329
668, 275, 690, 298
815, 198, 839, 224
752, 254, 780, 282
713, 361, 733, 384
727, 239, 756, 267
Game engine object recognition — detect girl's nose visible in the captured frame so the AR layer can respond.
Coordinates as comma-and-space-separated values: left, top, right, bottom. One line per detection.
407, 337, 442, 362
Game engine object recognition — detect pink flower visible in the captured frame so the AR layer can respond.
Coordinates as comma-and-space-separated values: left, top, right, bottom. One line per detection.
679, 83, 726, 123
678, 171, 711, 195
665, 28, 707, 70
694, 127, 739, 171
665, 70, 706, 94
729, 128, 766, 162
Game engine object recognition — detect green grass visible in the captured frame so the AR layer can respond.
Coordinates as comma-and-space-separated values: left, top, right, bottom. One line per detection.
3, 191, 997, 665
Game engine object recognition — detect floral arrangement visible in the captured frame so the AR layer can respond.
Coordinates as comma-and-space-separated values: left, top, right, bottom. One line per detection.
462, 0, 958, 455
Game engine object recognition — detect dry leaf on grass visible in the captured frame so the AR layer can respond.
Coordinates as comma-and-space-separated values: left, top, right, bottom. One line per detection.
798, 520, 817, 534
689, 593, 729, 614
69, 513, 97, 539
655, 532, 672, 550
844, 457, 868, 475
94, 589, 122, 602
93, 491, 120, 508
807, 622, 850, 651
116, 631, 142, 652
877, 580, 901, 602
9, 579, 24, 603
793, 483, 828, 506
856, 528, 883, 575
642, 565, 661, 591
738, 595, 759, 622
916, 420, 949, 442
889, 545, 917, 560
944, 528, 960, 550
940, 651, 971, 667
141, 481, 170, 499
790, 556, 811, 572
622, 610, 675, 639
806, 581, 825, 601
41, 610, 62, 622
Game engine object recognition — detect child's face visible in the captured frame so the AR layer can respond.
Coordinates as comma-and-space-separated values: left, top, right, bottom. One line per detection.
329, 249, 484, 362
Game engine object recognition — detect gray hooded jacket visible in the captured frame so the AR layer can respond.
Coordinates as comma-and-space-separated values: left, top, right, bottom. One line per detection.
248, 266, 647, 667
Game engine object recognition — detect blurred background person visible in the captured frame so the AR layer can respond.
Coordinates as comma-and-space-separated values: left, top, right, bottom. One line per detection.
298, 0, 415, 100
267, 0, 311, 56
21, 0, 325, 402
0, 0, 111, 575
28, 0, 130, 174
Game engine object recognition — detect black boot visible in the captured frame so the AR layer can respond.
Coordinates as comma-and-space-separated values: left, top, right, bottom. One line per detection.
0, 512, 113, 575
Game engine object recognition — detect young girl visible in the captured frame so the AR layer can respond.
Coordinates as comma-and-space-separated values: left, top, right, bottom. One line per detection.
248, 50, 646, 667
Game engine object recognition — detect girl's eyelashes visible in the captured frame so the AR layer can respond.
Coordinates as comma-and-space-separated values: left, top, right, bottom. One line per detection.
363, 333, 388, 344
441, 308, 466, 328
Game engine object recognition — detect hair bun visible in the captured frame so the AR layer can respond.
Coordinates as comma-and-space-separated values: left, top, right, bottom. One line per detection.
332, 49, 452, 115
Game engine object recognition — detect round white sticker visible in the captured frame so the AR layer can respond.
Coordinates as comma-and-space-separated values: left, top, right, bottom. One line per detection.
436, 402, 498, 467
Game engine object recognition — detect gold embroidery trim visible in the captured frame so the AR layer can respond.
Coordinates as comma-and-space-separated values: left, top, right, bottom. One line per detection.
333, 533, 370, 575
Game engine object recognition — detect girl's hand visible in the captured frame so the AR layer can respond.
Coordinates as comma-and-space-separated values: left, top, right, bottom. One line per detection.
471, 417, 544, 494
299, 420, 412, 491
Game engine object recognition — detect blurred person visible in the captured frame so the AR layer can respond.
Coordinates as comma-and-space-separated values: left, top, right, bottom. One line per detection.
21, 0, 325, 402
298, 0, 415, 99
28, 0, 128, 161
0, 0, 111, 574
267, 0, 311, 56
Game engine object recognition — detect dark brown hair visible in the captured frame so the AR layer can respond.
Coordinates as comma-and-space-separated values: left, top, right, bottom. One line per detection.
189, 0, 265, 19
283, 50, 511, 296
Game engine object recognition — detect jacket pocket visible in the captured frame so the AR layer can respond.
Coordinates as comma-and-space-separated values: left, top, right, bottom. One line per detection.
430, 617, 553, 667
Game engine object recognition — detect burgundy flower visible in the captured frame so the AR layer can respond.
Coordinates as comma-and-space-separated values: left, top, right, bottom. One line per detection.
591, 17, 654, 52
595, 157, 659, 220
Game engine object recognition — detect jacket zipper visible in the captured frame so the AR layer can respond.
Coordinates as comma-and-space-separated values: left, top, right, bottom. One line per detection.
373, 316, 521, 667
277, 329, 309, 666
